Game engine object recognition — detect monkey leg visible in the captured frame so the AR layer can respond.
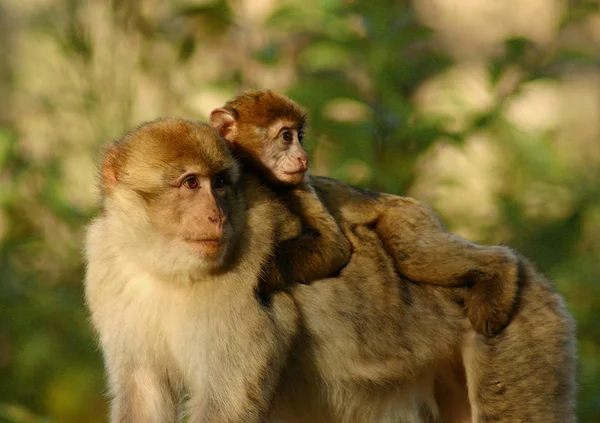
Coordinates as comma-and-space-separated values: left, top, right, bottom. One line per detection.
376, 196, 520, 337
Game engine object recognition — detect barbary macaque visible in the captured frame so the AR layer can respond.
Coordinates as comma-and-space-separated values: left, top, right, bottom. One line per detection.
272, 228, 576, 423
211, 90, 519, 336
85, 119, 300, 422
85, 117, 575, 422
210, 91, 352, 291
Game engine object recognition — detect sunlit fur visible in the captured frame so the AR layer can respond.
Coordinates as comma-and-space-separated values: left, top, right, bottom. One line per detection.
85, 118, 301, 422
211, 92, 352, 287
222, 90, 307, 135
212, 90, 308, 186
92, 119, 242, 283
85, 118, 576, 423
214, 90, 524, 337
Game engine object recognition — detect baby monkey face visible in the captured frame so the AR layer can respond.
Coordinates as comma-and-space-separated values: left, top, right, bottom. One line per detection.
210, 89, 309, 186
259, 119, 307, 186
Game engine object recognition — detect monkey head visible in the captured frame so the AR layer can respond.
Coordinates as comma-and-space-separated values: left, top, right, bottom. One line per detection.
210, 90, 308, 186
99, 118, 243, 279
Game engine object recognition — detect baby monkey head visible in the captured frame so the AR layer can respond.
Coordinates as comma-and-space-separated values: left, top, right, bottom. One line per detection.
210, 90, 309, 186
100, 118, 243, 276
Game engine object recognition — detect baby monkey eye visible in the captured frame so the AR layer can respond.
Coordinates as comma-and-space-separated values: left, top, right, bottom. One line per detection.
212, 174, 228, 190
298, 131, 304, 143
281, 130, 293, 143
183, 175, 199, 190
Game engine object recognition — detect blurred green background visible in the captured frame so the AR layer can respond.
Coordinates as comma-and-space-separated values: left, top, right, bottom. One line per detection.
0, 0, 599, 422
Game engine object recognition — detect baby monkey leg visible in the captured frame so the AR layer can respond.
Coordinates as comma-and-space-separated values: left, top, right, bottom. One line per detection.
376, 196, 520, 337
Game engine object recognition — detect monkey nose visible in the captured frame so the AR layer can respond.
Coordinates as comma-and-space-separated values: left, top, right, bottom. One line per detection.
299, 156, 308, 170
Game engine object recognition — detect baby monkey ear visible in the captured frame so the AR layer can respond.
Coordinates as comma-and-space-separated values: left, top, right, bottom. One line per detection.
210, 109, 237, 143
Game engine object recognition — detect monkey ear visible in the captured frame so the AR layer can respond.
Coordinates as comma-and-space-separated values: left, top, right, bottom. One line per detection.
101, 146, 122, 195
210, 109, 237, 143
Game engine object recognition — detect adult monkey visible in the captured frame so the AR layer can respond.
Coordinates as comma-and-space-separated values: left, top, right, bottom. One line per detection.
85, 118, 576, 422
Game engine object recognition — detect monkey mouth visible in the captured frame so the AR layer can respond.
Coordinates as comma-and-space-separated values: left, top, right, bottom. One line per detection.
185, 238, 222, 246
183, 238, 223, 255
281, 170, 306, 182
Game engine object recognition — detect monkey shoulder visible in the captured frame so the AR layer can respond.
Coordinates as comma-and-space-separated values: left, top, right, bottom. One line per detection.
308, 176, 380, 201
380, 195, 445, 232
240, 172, 283, 214
239, 172, 303, 243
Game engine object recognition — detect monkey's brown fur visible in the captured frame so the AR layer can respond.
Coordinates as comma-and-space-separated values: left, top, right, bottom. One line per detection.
212, 91, 352, 289
274, 226, 576, 423
212, 90, 519, 337
222, 90, 307, 143
85, 118, 575, 422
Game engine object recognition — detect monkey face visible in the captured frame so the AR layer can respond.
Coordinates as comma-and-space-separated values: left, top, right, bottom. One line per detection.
146, 169, 238, 261
101, 118, 244, 273
259, 122, 308, 186
210, 90, 309, 187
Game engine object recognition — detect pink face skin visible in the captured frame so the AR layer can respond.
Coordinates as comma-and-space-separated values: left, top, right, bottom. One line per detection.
148, 170, 234, 260
258, 122, 308, 186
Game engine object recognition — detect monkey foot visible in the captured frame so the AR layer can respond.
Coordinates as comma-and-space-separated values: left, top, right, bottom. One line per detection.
465, 259, 521, 337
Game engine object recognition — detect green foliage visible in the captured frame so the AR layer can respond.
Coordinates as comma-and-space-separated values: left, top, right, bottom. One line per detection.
1, 0, 599, 421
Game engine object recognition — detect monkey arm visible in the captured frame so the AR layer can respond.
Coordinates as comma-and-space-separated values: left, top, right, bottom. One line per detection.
375, 195, 520, 336
269, 182, 352, 285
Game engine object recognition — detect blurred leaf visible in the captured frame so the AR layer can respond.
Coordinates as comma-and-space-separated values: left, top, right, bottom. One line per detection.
179, 35, 196, 62
266, 6, 324, 32
488, 59, 505, 85
299, 41, 350, 72
0, 403, 49, 423
174, 0, 233, 38
505, 37, 533, 64
560, 0, 600, 27
254, 43, 281, 66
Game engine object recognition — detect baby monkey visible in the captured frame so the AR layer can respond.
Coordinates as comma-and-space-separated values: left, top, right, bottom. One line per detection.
210, 90, 520, 337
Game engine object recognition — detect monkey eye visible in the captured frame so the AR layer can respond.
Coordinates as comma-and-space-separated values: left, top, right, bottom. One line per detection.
183, 175, 199, 190
212, 173, 229, 190
281, 130, 293, 143
298, 131, 304, 143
